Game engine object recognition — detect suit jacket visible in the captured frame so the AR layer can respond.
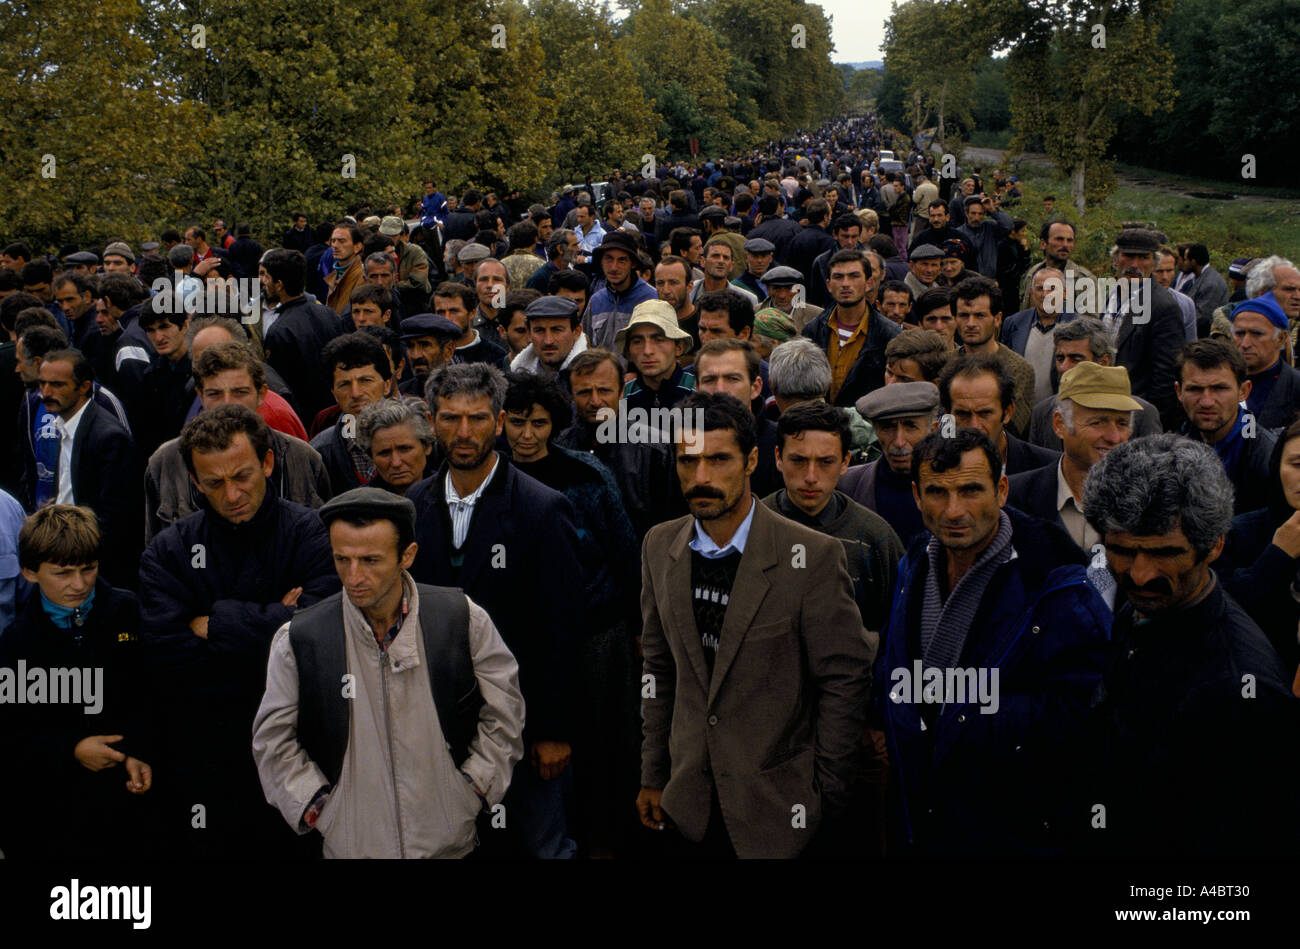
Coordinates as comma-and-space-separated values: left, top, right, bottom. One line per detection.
71, 399, 141, 584
1110, 283, 1185, 431
1004, 431, 1060, 477
408, 456, 582, 742
639, 501, 875, 858
1187, 264, 1229, 323
1007, 462, 1070, 537
324, 257, 366, 316
1000, 309, 1078, 357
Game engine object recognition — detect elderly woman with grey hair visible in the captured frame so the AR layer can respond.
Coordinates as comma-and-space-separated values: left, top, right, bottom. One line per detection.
356, 397, 435, 494
1081, 433, 1299, 857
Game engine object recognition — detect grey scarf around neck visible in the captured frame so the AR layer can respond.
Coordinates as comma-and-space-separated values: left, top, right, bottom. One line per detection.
920, 509, 1015, 672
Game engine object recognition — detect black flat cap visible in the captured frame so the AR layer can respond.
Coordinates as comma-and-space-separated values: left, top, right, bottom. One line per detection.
524, 296, 580, 320
320, 487, 416, 537
400, 313, 461, 341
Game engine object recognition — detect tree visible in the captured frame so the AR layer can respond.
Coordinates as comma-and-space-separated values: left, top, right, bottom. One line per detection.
0, 0, 205, 246
621, 0, 749, 157
515, 0, 662, 186
1000, 0, 1177, 213
883, 0, 988, 154
706, 0, 844, 135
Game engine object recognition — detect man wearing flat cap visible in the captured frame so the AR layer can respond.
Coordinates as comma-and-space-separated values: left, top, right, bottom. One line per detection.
1007, 361, 1142, 554
62, 250, 100, 276
734, 237, 774, 300
904, 243, 944, 300
253, 486, 526, 858
758, 265, 823, 331
509, 295, 588, 386
1101, 227, 1186, 431
399, 313, 461, 395
841, 381, 942, 547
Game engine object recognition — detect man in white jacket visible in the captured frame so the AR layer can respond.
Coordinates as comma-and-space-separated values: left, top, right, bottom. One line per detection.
253, 487, 525, 858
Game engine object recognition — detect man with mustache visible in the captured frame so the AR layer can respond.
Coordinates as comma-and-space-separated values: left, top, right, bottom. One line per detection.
1082, 435, 1300, 856
1007, 362, 1142, 555
841, 382, 941, 547
876, 426, 1110, 855
398, 313, 460, 395
1100, 228, 1185, 431
508, 296, 588, 392
638, 391, 874, 857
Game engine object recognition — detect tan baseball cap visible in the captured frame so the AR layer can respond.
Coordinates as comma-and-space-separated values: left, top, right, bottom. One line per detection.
614, 300, 693, 355
1058, 361, 1142, 412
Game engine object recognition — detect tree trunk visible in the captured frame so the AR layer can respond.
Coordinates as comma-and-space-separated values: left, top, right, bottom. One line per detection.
1073, 90, 1089, 214
937, 78, 948, 154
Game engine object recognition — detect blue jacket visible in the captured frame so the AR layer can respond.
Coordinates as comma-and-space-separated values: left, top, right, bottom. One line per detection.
582, 278, 658, 353
874, 506, 1112, 855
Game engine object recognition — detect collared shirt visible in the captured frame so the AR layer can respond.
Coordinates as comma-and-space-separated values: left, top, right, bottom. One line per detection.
373, 593, 410, 652
575, 221, 606, 254
689, 497, 757, 560
826, 308, 870, 402
445, 454, 500, 548
55, 399, 91, 504
1056, 459, 1099, 551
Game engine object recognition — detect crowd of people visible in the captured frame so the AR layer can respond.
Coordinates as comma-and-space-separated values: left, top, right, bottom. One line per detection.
1, 112, 1298, 860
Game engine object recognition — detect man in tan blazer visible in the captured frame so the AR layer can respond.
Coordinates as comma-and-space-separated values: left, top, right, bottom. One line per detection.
637, 391, 877, 858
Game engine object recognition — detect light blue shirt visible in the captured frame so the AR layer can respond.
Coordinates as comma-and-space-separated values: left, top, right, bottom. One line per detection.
688, 498, 756, 560
0, 488, 26, 635
575, 221, 606, 254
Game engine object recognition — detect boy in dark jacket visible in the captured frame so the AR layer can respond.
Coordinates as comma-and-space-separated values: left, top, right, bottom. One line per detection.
0, 505, 155, 858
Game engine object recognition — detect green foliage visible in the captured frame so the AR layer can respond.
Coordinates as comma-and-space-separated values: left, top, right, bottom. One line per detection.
1110, 0, 1300, 186
882, 0, 988, 152
1002, 0, 1177, 213
972, 58, 1010, 132
0, 0, 206, 245
529, 0, 663, 185
2, 0, 849, 249
998, 160, 1300, 275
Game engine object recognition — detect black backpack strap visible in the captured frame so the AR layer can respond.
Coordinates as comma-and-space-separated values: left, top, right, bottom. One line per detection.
415, 585, 483, 768
288, 592, 349, 787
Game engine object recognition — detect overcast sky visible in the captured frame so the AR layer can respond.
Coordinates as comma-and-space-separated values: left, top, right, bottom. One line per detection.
818, 0, 894, 63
